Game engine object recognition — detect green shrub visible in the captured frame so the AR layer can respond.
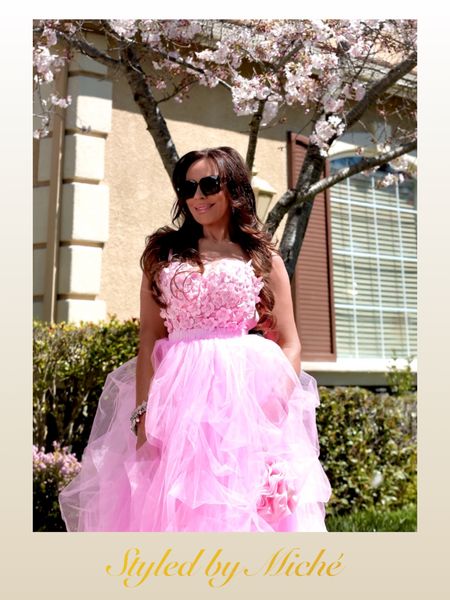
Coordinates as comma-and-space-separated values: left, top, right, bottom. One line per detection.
386, 355, 416, 396
33, 317, 139, 457
316, 385, 416, 516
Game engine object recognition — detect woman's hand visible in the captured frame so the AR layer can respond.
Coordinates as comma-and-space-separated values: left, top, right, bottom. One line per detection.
136, 414, 147, 451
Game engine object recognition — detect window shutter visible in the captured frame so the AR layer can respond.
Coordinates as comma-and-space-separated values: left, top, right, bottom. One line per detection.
287, 131, 336, 361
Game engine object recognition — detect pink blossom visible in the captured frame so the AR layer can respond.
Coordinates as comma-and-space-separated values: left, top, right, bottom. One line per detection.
33, 19, 416, 152
108, 20, 138, 40
43, 26, 58, 47
323, 96, 344, 114
64, 22, 77, 35
231, 75, 271, 116
353, 82, 366, 101
33, 128, 50, 139
50, 94, 72, 108
377, 173, 404, 188
261, 100, 280, 126
33, 443, 81, 491
33, 47, 55, 82
349, 40, 371, 59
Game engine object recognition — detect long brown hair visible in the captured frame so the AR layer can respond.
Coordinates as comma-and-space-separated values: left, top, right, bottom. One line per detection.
140, 146, 278, 333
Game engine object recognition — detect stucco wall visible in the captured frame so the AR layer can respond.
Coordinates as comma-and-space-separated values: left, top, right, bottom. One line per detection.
99, 76, 292, 320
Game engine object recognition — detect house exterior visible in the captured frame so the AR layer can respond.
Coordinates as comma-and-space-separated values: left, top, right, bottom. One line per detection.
33, 30, 417, 386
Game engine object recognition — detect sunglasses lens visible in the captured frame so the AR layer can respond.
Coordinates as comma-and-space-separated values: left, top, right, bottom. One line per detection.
178, 180, 197, 201
199, 175, 221, 196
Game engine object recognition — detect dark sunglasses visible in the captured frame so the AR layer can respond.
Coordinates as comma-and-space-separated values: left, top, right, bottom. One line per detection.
177, 175, 221, 201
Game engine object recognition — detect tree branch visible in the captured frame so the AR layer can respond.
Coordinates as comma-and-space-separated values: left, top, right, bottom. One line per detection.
122, 45, 180, 177
156, 76, 197, 104
152, 51, 233, 92
277, 138, 417, 279
263, 189, 297, 237
34, 24, 121, 70
245, 99, 266, 172
263, 51, 416, 238
264, 137, 416, 239
243, 40, 307, 172
345, 51, 417, 131
298, 139, 417, 203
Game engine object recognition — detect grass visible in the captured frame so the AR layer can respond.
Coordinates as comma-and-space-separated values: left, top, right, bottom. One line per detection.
325, 504, 417, 532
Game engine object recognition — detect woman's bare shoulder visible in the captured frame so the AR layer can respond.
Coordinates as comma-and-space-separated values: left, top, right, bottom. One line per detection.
269, 251, 285, 269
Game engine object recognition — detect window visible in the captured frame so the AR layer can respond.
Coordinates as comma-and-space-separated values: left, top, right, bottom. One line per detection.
330, 157, 417, 359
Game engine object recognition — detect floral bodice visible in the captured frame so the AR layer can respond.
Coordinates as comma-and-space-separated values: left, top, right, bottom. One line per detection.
158, 258, 264, 336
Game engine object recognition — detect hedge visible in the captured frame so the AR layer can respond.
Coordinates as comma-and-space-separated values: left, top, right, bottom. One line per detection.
316, 385, 416, 517
33, 317, 139, 458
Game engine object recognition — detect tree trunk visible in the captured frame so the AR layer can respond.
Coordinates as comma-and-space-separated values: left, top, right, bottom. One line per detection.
276, 144, 325, 278
279, 199, 315, 279
123, 47, 179, 178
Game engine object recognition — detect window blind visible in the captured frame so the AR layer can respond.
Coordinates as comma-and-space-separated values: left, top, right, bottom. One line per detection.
330, 158, 417, 359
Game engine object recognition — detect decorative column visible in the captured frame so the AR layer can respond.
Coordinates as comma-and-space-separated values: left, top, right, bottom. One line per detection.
33, 34, 113, 323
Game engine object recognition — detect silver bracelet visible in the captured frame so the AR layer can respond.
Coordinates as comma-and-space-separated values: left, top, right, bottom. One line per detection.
130, 401, 148, 436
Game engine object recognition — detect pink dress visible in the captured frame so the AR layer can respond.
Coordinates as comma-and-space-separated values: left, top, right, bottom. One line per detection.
59, 257, 331, 531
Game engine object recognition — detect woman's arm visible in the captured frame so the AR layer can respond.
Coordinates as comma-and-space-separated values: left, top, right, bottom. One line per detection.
267, 254, 302, 374
135, 272, 167, 449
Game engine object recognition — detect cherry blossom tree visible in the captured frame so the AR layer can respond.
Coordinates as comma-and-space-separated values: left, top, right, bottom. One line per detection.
33, 19, 417, 277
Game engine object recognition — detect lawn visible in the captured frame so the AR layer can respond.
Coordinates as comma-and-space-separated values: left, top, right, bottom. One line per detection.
325, 504, 417, 532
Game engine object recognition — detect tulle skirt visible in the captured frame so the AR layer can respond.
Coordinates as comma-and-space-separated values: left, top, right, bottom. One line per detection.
59, 329, 331, 532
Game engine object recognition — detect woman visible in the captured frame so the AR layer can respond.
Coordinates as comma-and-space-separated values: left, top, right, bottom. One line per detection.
59, 146, 331, 532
